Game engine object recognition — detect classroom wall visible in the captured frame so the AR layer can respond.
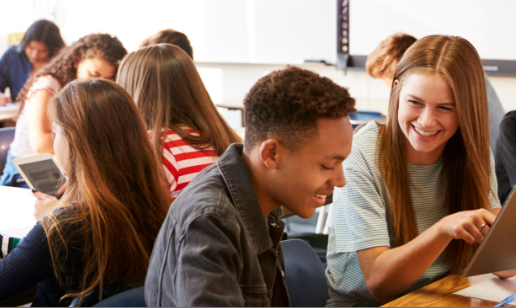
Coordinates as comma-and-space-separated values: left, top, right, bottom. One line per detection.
196, 62, 516, 127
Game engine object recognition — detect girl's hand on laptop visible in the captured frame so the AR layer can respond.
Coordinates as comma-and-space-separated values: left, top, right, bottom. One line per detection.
438, 208, 496, 244
33, 191, 58, 221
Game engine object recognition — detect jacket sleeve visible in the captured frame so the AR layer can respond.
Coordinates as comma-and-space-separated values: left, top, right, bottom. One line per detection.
175, 213, 244, 307
496, 112, 516, 200
0, 223, 54, 300
0, 47, 13, 94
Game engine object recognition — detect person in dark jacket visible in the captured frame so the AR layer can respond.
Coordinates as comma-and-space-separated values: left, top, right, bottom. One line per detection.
144, 66, 357, 306
0, 19, 64, 105
495, 111, 516, 204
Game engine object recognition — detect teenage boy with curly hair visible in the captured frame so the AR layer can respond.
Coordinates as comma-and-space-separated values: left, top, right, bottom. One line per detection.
145, 66, 356, 306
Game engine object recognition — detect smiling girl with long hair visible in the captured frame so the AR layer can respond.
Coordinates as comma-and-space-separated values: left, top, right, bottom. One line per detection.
326, 35, 516, 307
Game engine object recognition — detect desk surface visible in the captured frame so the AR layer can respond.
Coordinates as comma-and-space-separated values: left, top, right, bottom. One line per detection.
383, 274, 516, 307
0, 103, 19, 122
0, 186, 37, 238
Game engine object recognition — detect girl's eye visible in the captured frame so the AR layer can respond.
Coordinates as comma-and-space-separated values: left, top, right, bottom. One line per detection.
321, 164, 334, 170
439, 106, 452, 111
409, 100, 421, 105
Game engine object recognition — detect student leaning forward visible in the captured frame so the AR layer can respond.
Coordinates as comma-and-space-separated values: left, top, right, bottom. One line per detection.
326, 35, 516, 307
145, 66, 356, 306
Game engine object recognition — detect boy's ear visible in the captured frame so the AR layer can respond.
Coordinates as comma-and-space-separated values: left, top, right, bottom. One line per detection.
258, 139, 281, 170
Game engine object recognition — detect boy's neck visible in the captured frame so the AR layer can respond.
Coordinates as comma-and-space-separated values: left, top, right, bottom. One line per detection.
241, 149, 280, 217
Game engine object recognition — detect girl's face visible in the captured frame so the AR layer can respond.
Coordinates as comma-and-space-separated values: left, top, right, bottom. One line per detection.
75, 57, 116, 80
25, 40, 49, 65
397, 73, 459, 165
53, 124, 70, 177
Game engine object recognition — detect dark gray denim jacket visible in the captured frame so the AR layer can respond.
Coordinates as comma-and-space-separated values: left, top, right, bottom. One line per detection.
145, 143, 290, 307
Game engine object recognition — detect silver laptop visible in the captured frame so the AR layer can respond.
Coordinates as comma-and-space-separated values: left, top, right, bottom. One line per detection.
463, 186, 516, 277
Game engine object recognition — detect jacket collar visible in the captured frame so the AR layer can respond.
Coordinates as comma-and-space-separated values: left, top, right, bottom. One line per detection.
217, 143, 283, 254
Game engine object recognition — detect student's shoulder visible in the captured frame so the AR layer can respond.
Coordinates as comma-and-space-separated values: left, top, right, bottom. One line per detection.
499, 111, 516, 141
169, 164, 239, 232
346, 121, 380, 167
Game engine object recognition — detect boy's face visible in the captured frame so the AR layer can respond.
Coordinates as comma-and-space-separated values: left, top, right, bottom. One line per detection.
267, 117, 353, 218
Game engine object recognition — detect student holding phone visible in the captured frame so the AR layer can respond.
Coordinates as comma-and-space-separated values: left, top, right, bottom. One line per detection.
326, 35, 515, 307
0, 19, 65, 106
0, 33, 127, 188
0, 79, 171, 306
117, 44, 241, 199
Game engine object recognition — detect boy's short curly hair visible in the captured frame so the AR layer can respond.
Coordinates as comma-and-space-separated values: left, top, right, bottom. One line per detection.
244, 66, 356, 151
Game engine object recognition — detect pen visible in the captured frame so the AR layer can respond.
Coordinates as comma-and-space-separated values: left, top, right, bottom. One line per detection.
493, 294, 516, 307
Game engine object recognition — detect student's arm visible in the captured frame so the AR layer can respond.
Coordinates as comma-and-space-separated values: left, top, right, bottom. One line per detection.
0, 223, 54, 299
28, 90, 54, 154
175, 213, 245, 307
358, 208, 497, 304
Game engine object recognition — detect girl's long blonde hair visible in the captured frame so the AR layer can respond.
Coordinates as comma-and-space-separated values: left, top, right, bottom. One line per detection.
116, 44, 241, 165
378, 35, 494, 272
45, 79, 171, 302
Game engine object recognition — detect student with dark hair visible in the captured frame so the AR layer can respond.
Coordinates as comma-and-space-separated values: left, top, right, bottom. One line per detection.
117, 44, 240, 199
0, 79, 171, 306
495, 111, 516, 204
139, 29, 194, 59
0, 33, 127, 188
145, 66, 356, 306
0, 19, 65, 106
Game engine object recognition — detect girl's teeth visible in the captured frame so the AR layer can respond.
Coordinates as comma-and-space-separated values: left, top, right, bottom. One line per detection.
414, 126, 438, 137
314, 194, 326, 199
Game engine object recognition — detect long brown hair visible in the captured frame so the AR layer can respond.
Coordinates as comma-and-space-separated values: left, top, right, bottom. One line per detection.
116, 43, 241, 163
378, 35, 493, 272
45, 79, 171, 301
17, 33, 127, 110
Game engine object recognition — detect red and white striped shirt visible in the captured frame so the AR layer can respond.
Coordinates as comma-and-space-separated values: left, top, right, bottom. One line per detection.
156, 128, 218, 200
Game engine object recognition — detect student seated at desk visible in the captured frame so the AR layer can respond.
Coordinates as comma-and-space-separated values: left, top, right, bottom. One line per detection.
0, 79, 171, 306
139, 28, 193, 59
326, 35, 516, 307
366, 32, 505, 153
117, 44, 241, 199
144, 66, 356, 306
0, 34, 127, 188
0, 19, 65, 106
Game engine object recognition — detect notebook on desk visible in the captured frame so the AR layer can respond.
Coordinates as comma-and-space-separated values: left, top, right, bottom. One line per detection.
463, 186, 516, 276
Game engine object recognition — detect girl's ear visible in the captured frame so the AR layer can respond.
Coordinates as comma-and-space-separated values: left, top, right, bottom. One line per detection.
393, 79, 400, 90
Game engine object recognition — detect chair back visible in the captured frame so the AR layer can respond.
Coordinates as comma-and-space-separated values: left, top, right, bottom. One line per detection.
0, 127, 15, 177
281, 239, 329, 307
349, 110, 385, 129
93, 287, 145, 307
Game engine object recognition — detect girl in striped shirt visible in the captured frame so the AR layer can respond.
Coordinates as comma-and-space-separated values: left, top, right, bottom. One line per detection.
117, 44, 241, 199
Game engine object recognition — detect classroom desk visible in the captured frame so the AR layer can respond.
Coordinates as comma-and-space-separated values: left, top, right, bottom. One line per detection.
383, 274, 516, 307
0, 186, 38, 306
0, 103, 19, 122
